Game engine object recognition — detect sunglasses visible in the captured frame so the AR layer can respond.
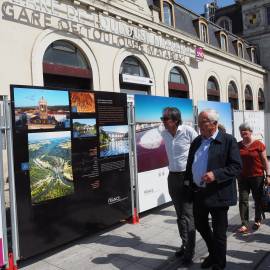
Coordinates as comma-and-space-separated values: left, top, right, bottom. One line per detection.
160, 117, 170, 121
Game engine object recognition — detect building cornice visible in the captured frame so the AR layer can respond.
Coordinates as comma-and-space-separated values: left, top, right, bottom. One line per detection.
8, 0, 265, 74
205, 44, 266, 75
93, 0, 266, 74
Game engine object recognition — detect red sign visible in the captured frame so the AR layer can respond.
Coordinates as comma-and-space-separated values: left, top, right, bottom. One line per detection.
196, 47, 204, 60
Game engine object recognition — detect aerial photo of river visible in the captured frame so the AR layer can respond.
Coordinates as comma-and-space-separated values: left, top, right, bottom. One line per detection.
28, 131, 74, 204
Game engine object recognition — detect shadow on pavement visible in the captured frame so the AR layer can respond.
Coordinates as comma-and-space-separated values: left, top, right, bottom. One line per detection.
92, 253, 167, 269
227, 248, 268, 269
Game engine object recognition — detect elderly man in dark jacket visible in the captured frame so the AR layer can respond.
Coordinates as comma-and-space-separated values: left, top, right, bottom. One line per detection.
185, 109, 242, 270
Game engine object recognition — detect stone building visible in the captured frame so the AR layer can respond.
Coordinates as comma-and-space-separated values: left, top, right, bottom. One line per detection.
0, 0, 266, 112
214, 0, 270, 111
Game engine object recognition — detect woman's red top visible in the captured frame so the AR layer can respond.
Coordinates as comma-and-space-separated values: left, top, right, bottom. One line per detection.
238, 140, 266, 178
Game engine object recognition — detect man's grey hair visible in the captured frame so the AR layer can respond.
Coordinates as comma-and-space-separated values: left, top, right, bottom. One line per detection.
239, 122, 253, 132
200, 109, 219, 123
162, 107, 182, 126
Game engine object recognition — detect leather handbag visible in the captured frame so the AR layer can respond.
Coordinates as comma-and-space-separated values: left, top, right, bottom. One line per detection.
261, 184, 270, 213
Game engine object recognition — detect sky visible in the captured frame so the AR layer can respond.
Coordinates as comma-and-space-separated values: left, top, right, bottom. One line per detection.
73, 118, 96, 126
14, 87, 69, 107
176, 0, 235, 15
28, 131, 71, 142
135, 95, 193, 123
100, 125, 129, 133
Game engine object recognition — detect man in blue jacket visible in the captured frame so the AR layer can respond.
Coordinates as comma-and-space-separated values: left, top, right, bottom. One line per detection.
185, 109, 242, 270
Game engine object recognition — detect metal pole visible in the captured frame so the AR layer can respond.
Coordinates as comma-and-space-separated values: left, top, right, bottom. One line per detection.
194, 105, 199, 132
0, 102, 9, 267
130, 103, 139, 214
3, 97, 19, 261
127, 103, 135, 221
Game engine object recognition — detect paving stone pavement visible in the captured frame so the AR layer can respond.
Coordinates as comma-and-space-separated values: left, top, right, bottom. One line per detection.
19, 202, 270, 270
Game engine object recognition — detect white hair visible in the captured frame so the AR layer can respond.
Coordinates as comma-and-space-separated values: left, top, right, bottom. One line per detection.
200, 109, 219, 123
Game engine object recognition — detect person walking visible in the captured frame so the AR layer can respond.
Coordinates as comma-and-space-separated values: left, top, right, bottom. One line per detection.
159, 107, 197, 266
237, 122, 270, 233
185, 109, 242, 270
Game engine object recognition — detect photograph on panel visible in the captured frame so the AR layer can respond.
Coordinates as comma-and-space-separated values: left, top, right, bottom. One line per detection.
14, 87, 70, 130
70, 91, 95, 113
135, 95, 193, 172
99, 125, 129, 157
28, 131, 74, 204
72, 118, 97, 138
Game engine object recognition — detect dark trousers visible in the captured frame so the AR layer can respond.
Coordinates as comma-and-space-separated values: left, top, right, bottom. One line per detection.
193, 191, 229, 269
238, 176, 264, 226
168, 172, 195, 257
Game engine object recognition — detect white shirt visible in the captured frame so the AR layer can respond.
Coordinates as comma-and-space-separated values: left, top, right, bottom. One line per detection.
160, 124, 198, 172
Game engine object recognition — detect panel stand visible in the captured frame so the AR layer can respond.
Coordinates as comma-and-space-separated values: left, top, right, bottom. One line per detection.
3, 98, 19, 268
127, 102, 139, 224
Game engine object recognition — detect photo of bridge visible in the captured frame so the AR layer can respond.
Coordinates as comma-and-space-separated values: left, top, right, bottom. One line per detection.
99, 125, 129, 157
72, 118, 97, 138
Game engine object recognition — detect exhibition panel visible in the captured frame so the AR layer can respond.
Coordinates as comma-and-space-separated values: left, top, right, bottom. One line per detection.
233, 110, 265, 142
10, 85, 132, 259
198, 101, 233, 135
134, 95, 194, 212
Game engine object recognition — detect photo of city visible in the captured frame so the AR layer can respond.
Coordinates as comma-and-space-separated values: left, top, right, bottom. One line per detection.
28, 131, 74, 204
72, 118, 97, 138
99, 125, 129, 157
135, 95, 194, 172
14, 87, 70, 130
71, 91, 96, 113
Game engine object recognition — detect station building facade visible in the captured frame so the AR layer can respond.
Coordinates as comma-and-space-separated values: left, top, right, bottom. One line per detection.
0, 0, 267, 111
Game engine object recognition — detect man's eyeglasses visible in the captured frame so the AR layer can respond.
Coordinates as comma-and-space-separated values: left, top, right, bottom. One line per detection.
198, 120, 217, 127
160, 117, 170, 122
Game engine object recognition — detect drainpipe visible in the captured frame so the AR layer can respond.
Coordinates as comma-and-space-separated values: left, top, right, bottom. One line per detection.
240, 65, 245, 122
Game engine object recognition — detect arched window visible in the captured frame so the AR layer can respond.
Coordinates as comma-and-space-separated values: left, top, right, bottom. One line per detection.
238, 42, 244, 58
220, 19, 230, 31
201, 23, 209, 43
120, 56, 150, 95
120, 56, 148, 77
258, 88, 265, 111
251, 48, 256, 63
220, 34, 228, 51
163, 2, 173, 26
228, 81, 239, 110
168, 67, 189, 98
207, 77, 220, 101
245, 85, 253, 110
43, 40, 91, 89
217, 17, 232, 32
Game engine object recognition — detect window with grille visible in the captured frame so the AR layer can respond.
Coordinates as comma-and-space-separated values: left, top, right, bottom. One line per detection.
163, 2, 173, 26
207, 77, 220, 101
258, 88, 265, 110
120, 56, 148, 77
245, 85, 253, 110
228, 81, 239, 110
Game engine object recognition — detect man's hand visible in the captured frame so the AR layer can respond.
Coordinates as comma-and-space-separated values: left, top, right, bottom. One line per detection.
202, 171, 215, 184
